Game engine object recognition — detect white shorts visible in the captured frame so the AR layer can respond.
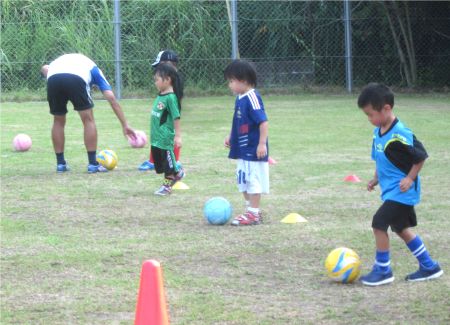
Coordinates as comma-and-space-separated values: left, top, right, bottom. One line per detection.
236, 159, 269, 194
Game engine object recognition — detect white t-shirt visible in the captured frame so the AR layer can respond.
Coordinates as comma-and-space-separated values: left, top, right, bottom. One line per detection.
47, 54, 112, 91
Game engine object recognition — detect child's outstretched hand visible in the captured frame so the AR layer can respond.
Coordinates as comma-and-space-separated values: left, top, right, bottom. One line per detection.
174, 135, 183, 148
399, 176, 413, 193
257, 143, 267, 159
224, 134, 231, 149
367, 178, 379, 192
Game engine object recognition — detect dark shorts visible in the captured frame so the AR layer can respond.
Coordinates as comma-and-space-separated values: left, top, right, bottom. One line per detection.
151, 146, 179, 176
372, 199, 417, 233
47, 73, 94, 115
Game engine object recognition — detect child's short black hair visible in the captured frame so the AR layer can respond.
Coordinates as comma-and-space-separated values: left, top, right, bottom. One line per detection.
153, 63, 181, 109
358, 83, 394, 111
224, 59, 257, 88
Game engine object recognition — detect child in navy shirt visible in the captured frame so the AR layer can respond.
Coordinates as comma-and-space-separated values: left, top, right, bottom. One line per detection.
223, 59, 269, 226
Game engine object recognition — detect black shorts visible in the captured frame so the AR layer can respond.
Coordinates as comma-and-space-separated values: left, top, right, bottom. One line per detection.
47, 73, 94, 115
372, 199, 417, 233
151, 146, 179, 176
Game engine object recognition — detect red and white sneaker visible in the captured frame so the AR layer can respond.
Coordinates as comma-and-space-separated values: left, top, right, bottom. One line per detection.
231, 211, 263, 226
247, 207, 264, 217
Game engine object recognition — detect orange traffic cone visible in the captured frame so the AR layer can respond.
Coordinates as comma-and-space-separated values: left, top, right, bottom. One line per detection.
343, 175, 362, 182
134, 260, 170, 325
268, 157, 277, 164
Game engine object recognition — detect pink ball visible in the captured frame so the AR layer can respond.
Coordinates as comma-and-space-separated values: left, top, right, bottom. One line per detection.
128, 130, 147, 148
13, 134, 32, 151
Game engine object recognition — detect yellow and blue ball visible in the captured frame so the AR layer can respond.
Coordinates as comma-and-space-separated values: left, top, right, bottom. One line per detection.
97, 150, 118, 170
325, 247, 361, 283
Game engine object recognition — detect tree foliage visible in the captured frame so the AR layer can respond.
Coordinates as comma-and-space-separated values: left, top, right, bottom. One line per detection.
1, 0, 449, 93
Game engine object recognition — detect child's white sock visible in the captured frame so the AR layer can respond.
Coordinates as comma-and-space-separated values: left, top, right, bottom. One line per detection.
248, 207, 259, 215
246, 201, 250, 208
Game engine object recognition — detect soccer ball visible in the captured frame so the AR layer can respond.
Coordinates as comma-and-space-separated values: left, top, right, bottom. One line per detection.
97, 150, 118, 170
204, 197, 233, 225
128, 130, 147, 148
325, 247, 361, 284
13, 134, 32, 151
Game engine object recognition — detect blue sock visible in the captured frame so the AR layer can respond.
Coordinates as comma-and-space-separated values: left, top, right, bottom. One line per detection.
56, 152, 66, 165
88, 151, 98, 166
375, 250, 391, 273
407, 236, 435, 269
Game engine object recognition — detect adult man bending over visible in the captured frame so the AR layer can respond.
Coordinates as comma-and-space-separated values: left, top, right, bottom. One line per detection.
41, 53, 136, 173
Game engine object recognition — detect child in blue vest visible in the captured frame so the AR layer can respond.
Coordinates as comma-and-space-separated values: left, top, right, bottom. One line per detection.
358, 83, 443, 286
223, 59, 269, 226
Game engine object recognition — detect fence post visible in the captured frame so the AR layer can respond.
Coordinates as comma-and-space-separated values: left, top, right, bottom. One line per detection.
114, 0, 122, 100
344, 0, 352, 93
231, 0, 238, 60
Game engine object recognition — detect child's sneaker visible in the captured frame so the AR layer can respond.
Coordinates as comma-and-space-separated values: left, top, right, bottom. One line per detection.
405, 263, 443, 282
138, 160, 155, 170
154, 185, 171, 195
359, 265, 394, 286
57, 163, 71, 173
88, 164, 108, 173
170, 170, 185, 187
247, 206, 264, 216
231, 211, 263, 226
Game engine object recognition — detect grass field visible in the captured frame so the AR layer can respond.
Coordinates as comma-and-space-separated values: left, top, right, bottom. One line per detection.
1, 94, 450, 324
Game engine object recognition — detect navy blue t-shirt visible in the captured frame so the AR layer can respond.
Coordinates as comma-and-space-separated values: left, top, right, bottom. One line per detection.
228, 89, 269, 162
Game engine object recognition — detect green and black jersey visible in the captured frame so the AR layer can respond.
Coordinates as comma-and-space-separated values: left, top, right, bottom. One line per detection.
150, 92, 180, 150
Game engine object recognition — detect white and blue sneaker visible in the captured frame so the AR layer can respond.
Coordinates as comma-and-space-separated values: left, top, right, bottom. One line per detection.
154, 185, 171, 195
88, 164, 108, 173
359, 265, 395, 286
406, 263, 443, 282
138, 160, 155, 170
57, 164, 71, 173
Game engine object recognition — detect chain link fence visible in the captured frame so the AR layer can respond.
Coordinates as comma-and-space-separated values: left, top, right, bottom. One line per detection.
1, 0, 449, 101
